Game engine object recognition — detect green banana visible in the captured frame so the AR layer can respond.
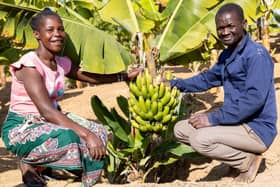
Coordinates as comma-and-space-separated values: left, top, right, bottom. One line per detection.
153, 123, 163, 132
171, 115, 178, 123
145, 99, 151, 110
144, 70, 152, 86
145, 111, 154, 120
146, 123, 154, 131
135, 75, 142, 90
171, 99, 178, 109
135, 116, 149, 126
139, 110, 153, 120
141, 85, 148, 99
128, 98, 133, 107
158, 82, 165, 98
153, 85, 159, 95
129, 95, 138, 106
151, 101, 158, 115
131, 120, 140, 128
138, 96, 147, 112
166, 97, 175, 108
162, 126, 167, 131
133, 105, 142, 116
161, 114, 172, 124
151, 92, 159, 101
130, 92, 137, 101
139, 125, 148, 132
162, 106, 170, 116
165, 70, 173, 80
129, 82, 142, 97
128, 68, 181, 133
141, 72, 147, 88
160, 90, 171, 106
148, 84, 155, 96
171, 87, 177, 97
157, 101, 163, 112
154, 111, 163, 121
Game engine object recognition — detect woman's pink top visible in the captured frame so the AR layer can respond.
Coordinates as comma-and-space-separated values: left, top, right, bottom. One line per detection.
9, 51, 72, 115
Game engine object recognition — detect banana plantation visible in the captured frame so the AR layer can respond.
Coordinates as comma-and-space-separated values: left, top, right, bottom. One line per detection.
0, 0, 280, 184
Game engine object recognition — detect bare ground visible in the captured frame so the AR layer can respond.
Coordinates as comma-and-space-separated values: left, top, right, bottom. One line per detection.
0, 62, 280, 187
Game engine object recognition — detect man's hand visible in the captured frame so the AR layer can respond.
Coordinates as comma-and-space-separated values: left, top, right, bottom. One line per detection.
189, 112, 211, 129
159, 76, 170, 87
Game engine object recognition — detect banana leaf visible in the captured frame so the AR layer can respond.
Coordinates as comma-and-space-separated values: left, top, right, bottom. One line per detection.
98, 0, 155, 33
110, 108, 131, 135
275, 0, 280, 8
62, 17, 131, 73
91, 95, 129, 143
137, 0, 163, 21
116, 95, 129, 118
99, 0, 140, 33
157, 0, 260, 62
0, 1, 132, 74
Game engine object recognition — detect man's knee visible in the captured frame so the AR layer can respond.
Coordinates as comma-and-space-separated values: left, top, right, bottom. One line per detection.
189, 129, 212, 154
174, 120, 189, 139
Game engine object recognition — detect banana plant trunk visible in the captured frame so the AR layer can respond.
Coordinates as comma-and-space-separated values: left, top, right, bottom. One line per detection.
146, 53, 157, 81
137, 32, 157, 81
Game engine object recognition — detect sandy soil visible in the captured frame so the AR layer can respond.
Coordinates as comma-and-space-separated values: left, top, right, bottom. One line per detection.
0, 63, 280, 187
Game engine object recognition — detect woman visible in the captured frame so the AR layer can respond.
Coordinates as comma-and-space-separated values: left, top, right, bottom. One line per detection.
1, 8, 141, 187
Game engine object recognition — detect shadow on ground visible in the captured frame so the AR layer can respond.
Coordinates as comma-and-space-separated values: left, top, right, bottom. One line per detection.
198, 158, 267, 182
0, 147, 18, 173
0, 82, 11, 131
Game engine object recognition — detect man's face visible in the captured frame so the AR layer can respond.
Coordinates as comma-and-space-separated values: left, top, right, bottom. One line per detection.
215, 11, 246, 48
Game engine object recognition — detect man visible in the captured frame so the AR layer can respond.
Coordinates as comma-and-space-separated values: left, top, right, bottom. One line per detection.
169, 3, 277, 183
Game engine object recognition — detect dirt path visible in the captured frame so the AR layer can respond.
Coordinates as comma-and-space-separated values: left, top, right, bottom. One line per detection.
0, 64, 280, 187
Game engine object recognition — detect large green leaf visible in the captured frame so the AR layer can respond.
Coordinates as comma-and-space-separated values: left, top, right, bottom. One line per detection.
98, 0, 154, 33
157, 0, 259, 62
0, 1, 132, 73
91, 95, 129, 143
137, 0, 162, 21
274, 0, 280, 8
110, 107, 131, 135
62, 17, 131, 73
116, 95, 129, 118
99, 0, 140, 33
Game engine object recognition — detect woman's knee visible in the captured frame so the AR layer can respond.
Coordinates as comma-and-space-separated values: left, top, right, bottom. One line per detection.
62, 129, 81, 144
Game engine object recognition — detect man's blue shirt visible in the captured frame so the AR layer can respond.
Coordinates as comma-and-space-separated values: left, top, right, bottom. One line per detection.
170, 34, 277, 148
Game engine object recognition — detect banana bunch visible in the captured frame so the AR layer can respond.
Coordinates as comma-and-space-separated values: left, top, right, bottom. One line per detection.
128, 69, 180, 133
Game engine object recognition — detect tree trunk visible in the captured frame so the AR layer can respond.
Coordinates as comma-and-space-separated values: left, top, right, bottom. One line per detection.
209, 49, 220, 94
256, 17, 263, 41
262, 14, 270, 51
76, 80, 84, 88
0, 65, 6, 87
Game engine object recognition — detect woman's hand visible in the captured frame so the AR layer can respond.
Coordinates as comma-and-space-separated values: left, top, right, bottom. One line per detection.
126, 67, 144, 81
84, 131, 106, 160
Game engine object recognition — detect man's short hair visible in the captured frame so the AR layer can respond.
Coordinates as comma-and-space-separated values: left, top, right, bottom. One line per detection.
216, 3, 244, 22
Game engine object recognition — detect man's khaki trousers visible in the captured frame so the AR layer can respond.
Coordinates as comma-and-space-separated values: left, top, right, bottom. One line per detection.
174, 120, 267, 172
